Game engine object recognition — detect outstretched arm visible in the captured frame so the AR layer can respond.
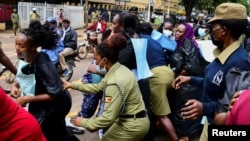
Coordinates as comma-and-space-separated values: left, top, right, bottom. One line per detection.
0, 46, 17, 74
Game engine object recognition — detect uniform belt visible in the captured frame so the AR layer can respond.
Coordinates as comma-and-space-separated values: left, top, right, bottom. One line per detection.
120, 110, 147, 118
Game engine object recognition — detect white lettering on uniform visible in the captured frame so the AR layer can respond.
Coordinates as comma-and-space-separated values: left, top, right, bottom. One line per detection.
212, 70, 223, 86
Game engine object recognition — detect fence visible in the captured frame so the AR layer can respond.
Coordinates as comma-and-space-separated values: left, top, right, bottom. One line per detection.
18, 2, 84, 29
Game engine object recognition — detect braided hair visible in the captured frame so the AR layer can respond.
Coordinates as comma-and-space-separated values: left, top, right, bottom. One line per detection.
96, 33, 127, 64
21, 21, 57, 50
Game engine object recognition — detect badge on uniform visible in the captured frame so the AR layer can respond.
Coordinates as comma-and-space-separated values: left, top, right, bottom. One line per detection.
105, 96, 112, 103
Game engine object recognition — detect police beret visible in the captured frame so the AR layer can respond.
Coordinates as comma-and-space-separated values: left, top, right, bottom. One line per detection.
129, 6, 138, 12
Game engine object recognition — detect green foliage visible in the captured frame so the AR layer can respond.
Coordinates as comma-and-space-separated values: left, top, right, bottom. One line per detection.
179, 0, 250, 16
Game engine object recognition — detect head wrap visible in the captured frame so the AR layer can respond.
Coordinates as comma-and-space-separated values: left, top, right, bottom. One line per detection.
176, 23, 198, 48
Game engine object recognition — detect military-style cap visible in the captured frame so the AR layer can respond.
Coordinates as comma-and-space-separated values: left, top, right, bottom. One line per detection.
129, 6, 138, 12
208, 3, 247, 23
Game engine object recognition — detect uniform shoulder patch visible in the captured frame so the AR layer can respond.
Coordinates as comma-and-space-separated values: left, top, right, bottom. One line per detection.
104, 96, 112, 103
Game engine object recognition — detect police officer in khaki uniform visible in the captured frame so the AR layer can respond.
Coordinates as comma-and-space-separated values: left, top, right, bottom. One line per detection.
11, 9, 20, 36
62, 33, 150, 141
29, 8, 40, 22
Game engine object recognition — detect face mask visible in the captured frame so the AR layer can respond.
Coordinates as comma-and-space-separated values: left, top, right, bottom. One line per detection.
210, 32, 223, 50
163, 29, 173, 37
198, 28, 206, 37
94, 59, 107, 74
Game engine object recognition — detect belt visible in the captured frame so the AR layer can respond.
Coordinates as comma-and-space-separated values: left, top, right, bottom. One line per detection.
120, 110, 147, 119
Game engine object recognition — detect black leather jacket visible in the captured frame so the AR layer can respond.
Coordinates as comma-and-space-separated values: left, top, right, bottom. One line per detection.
169, 38, 201, 76
25, 52, 72, 121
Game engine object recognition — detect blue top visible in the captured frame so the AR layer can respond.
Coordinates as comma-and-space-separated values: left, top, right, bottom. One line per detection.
41, 38, 64, 64
140, 34, 167, 69
190, 41, 250, 124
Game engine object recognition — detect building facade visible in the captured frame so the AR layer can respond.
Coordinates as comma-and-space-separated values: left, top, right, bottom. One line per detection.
86, 0, 178, 14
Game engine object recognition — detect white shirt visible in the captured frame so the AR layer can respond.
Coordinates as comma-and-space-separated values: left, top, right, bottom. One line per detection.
96, 22, 102, 32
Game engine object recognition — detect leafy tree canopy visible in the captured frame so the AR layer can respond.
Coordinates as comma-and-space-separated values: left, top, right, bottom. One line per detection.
179, 0, 250, 17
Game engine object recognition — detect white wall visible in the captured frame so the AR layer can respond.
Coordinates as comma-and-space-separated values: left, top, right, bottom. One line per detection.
18, 2, 84, 29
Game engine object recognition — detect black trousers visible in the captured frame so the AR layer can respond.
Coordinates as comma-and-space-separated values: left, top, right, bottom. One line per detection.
138, 78, 154, 141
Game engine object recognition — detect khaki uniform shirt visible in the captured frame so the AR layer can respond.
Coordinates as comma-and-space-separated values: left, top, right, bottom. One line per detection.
11, 13, 19, 24
71, 62, 147, 131
30, 12, 40, 21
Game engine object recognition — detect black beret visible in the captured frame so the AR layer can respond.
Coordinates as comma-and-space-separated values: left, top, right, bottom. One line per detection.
129, 6, 138, 12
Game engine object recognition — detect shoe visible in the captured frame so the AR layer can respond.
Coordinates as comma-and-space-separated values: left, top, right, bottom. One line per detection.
67, 126, 85, 134
62, 69, 69, 77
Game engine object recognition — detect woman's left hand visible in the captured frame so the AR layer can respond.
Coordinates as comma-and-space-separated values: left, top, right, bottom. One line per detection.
181, 99, 203, 120
60, 78, 71, 89
70, 116, 82, 127
16, 96, 29, 107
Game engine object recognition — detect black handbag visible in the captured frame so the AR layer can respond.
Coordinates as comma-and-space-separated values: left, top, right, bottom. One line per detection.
218, 67, 250, 113
171, 84, 203, 136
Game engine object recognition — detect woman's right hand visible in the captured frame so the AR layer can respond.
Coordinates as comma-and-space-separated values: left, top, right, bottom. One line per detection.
10, 84, 21, 98
228, 90, 242, 111
172, 75, 191, 90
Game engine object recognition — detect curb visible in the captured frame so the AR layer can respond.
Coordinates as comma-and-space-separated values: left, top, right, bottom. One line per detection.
0, 29, 84, 38
0, 35, 82, 38
0, 35, 16, 38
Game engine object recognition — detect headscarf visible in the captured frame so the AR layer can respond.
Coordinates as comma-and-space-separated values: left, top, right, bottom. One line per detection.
176, 23, 198, 48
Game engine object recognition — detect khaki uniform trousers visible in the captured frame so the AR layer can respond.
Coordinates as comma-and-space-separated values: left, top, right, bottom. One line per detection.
58, 47, 74, 70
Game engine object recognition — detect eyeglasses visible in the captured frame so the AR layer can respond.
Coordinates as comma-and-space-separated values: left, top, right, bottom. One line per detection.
212, 27, 223, 32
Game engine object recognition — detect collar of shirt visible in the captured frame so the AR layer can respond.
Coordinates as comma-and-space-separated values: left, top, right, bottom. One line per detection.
102, 62, 121, 80
62, 27, 71, 41
214, 40, 240, 65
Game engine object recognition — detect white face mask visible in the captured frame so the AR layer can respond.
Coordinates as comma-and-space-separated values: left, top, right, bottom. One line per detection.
198, 28, 206, 37
163, 29, 173, 37
94, 59, 107, 74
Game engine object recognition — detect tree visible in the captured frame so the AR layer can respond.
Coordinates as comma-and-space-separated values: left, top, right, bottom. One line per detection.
179, 0, 250, 17
179, 0, 195, 17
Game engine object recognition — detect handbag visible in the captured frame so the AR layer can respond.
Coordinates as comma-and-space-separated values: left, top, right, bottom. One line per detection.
171, 84, 203, 136
218, 67, 250, 113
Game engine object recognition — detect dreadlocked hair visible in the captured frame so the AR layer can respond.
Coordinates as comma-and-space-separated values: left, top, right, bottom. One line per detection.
21, 21, 57, 50
96, 33, 127, 64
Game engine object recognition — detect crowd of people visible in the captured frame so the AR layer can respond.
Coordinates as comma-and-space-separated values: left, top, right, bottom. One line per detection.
2, 2, 250, 141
